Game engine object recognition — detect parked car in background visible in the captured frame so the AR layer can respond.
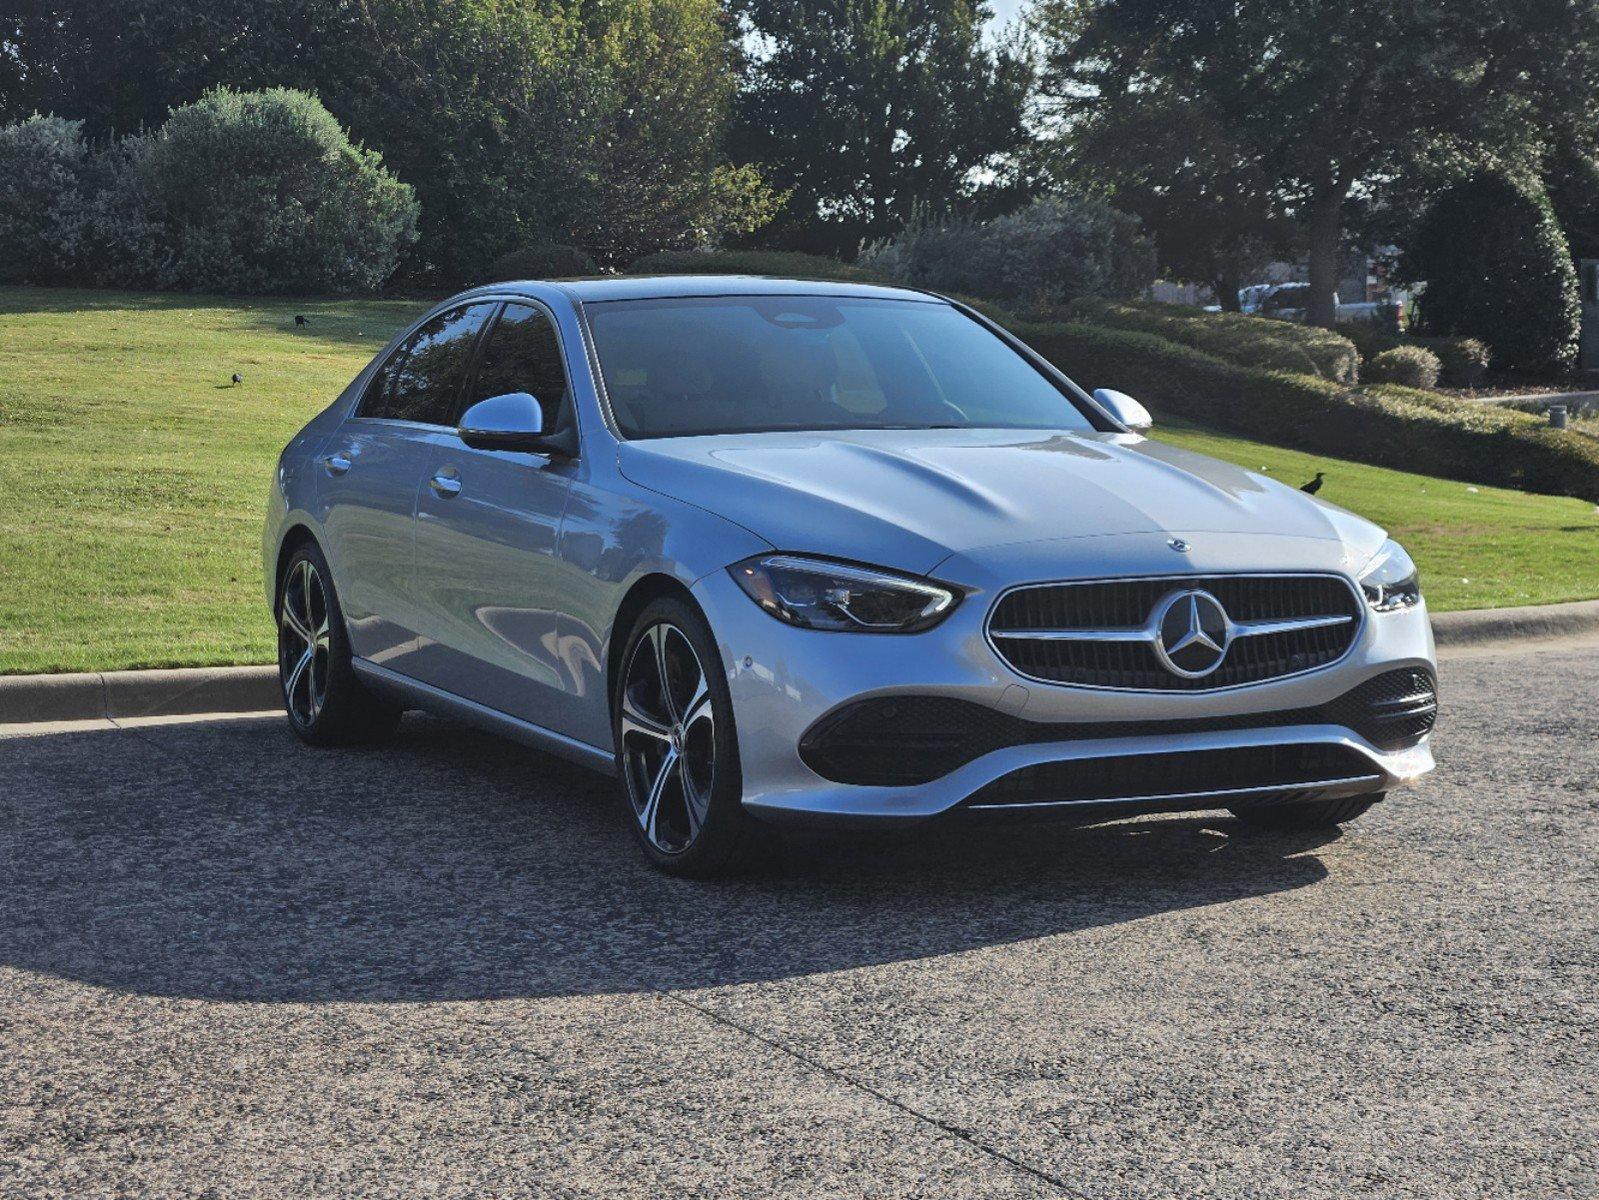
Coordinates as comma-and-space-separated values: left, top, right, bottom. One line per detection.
264, 275, 1438, 875
1245, 282, 1406, 331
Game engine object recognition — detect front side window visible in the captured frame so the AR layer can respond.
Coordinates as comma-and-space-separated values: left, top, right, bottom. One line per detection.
584, 296, 1097, 439
462, 303, 570, 431
360, 303, 496, 425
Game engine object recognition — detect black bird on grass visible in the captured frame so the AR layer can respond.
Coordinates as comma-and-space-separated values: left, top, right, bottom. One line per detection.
1300, 471, 1324, 495
294, 314, 310, 327
231, 372, 243, 387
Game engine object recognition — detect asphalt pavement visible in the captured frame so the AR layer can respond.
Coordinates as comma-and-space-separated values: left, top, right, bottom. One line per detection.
1, 641, 1594, 1198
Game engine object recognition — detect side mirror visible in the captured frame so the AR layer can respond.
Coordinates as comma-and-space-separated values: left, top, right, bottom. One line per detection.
457, 392, 571, 455
1093, 387, 1153, 432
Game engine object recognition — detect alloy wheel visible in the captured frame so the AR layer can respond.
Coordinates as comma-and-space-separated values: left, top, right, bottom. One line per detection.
619, 621, 716, 854
279, 558, 331, 728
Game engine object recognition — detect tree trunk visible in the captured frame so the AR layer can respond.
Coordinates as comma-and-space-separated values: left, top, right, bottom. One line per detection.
1305, 197, 1343, 329
1216, 260, 1242, 312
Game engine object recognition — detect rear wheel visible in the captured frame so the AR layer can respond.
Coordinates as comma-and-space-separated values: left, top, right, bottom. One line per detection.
1229, 794, 1380, 830
277, 542, 400, 746
613, 597, 762, 876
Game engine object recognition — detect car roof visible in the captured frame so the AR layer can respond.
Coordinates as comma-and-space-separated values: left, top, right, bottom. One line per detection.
537, 274, 943, 304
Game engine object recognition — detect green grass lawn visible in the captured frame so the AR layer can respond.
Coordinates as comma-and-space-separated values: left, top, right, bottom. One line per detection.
3, 285, 1598, 674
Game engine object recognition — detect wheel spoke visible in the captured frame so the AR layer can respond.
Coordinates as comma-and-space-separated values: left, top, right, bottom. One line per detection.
640, 746, 679, 845
679, 757, 706, 840
681, 677, 712, 733
620, 689, 673, 745
281, 589, 313, 645
649, 624, 678, 723
285, 647, 313, 717
296, 561, 317, 633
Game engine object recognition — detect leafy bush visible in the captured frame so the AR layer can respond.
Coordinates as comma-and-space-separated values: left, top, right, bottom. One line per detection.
1333, 321, 1400, 364
0, 115, 93, 284
1414, 335, 1490, 388
1365, 345, 1442, 389
484, 244, 598, 282
859, 196, 1156, 308
1013, 320, 1599, 502
1073, 297, 1358, 383
135, 87, 418, 294
1404, 169, 1579, 373
1335, 322, 1490, 388
627, 248, 886, 281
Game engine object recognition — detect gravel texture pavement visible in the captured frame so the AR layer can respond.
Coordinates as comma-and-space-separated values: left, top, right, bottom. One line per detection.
1, 642, 1594, 1198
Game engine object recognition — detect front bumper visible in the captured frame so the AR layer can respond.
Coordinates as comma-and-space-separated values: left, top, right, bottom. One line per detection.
692, 548, 1437, 827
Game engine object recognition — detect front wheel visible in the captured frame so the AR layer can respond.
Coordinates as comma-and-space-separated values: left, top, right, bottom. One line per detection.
613, 597, 763, 876
1230, 794, 1380, 830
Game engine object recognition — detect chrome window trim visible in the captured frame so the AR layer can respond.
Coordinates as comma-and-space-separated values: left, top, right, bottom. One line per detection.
983, 571, 1368, 694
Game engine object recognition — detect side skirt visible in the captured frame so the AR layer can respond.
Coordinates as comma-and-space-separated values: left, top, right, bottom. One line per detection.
351, 658, 617, 776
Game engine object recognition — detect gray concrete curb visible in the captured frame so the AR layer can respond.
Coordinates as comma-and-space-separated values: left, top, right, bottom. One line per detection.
1429, 598, 1599, 647
0, 665, 278, 725
2, 598, 1598, 725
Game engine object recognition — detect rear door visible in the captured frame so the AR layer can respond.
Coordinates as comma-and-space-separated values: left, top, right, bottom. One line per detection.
408, 301, 581, 728
318, 303, 496, 670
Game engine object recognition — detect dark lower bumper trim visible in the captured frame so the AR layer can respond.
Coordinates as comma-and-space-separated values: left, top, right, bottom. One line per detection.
962, 773, 1383, 812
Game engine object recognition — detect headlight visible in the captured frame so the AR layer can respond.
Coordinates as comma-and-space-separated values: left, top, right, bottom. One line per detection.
729, 554, 959, 632
1358, 539, 1421, 612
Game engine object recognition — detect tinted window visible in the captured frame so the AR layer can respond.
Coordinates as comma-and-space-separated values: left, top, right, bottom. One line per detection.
585, 296, 1096, 438
361, 304, 495, 424
463, 303, 570, 430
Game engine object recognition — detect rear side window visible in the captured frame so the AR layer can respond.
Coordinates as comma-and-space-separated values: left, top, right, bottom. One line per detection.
462, 303, 571, 431
360, 304, 496, 424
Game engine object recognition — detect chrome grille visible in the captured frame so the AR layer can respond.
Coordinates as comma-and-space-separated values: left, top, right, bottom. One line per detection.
987, 574, 1363, 691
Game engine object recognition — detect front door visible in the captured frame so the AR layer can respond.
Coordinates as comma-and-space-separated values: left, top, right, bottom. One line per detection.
409, 301, 580, 731
318, 302, 497, 670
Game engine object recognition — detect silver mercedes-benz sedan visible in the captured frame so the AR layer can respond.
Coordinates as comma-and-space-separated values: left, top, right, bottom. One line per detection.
263, 276, 1436, 874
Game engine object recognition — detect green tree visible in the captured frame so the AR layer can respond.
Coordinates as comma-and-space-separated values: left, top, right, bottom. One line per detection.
1036, 0, 1599, 327
1403, 169, 1579, 374
732, 0, 1033, 258
0, 1, 304, 134
304, 0, 776, 282
1544, 135, 1599, 263
1, 0, 777, 284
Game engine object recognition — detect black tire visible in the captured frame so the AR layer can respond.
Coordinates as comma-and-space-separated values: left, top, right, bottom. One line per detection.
611, 596, 764, 877
1229, 793, 1381, 830
277, 540, 401, 747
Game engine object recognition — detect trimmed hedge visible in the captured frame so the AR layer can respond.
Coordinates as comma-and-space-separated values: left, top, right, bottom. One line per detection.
626, 248, 886, 281
1014, 320, 1599, 503
1335, 322, 1490, 389
1069, 297, 1359, 384
1365, 345, 1441, 390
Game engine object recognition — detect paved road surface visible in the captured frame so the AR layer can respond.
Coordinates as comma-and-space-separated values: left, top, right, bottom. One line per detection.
1, 642, 1594, 1198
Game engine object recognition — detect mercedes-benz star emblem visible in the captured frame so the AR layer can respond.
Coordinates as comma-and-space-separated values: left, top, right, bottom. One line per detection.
1152, 589, 1231, 678
1168, 537, 1191, 553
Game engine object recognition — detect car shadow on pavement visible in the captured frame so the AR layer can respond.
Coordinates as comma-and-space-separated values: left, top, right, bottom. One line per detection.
0, 713, 1340, 1003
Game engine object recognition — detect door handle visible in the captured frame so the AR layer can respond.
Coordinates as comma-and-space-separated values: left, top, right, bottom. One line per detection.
429, 471, 462, 498
323, 452, 352, 476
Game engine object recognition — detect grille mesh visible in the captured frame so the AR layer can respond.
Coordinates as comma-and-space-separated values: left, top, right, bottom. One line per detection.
988, 574, 1362, 690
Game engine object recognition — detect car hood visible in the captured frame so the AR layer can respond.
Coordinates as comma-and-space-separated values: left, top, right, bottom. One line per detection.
615, 428, 1385, 577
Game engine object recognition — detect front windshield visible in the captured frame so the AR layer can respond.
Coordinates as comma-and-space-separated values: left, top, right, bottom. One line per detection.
584, 295, 1099, 438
